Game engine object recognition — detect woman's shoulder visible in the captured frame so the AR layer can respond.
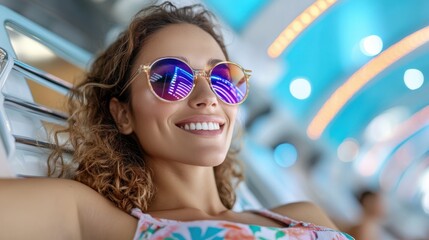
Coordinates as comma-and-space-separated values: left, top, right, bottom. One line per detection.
1, 177, 110, 206
1, 177, 90, 193
0, 178, 137, 240
0, 177, 85, 200
270, 201, 339, 230
0, 177, 113, 205
0, 178, 82, 239
43, 178, 138, 239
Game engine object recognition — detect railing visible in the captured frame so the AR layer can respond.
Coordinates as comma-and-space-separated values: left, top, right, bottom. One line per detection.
0, 4, 92, 177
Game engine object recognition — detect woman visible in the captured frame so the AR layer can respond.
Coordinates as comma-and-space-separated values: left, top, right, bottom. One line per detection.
0, 2, 353, 239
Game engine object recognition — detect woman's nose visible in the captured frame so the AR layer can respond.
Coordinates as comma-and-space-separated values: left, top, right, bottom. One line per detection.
187, 72, 218, 108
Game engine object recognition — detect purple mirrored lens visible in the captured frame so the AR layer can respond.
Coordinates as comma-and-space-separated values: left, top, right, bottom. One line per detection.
210, 63, 247, 104
149, 58, 194, 101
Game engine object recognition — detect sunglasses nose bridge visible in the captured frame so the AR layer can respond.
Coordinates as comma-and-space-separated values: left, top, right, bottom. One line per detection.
193, 69, 208, 80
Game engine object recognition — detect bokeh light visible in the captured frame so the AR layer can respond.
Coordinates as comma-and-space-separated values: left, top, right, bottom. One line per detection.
337, 138, 360, 162
289, 78, 312, 100
404, 68, 424, 90
422, 193, 429, 214
273, 143, 298, 168
360, 35, 383, 56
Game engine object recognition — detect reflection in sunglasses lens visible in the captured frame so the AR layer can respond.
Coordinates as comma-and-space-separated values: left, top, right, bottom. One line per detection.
211, 63, 247, 104
150, 58, 194, 101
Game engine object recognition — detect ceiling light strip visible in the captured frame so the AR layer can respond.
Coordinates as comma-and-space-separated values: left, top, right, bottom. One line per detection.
267, 0, 338, 58
307, 26, 429, 140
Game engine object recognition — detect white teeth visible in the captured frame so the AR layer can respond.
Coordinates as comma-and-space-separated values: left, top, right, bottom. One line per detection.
180, 122, 221, 131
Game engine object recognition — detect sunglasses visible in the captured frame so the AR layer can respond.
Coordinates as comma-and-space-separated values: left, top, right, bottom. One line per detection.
120, 57, 251, 105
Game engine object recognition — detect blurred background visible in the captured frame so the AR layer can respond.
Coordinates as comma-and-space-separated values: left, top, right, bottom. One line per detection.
0, 0, 428, 239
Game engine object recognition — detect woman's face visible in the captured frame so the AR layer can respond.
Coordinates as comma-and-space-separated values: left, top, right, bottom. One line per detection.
127, 23, 238, 167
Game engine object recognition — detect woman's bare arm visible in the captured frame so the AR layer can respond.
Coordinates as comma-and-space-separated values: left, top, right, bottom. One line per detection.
0, 178, 137, 240
74, 179, 137, 240
0, 178, 81, 239
271, 201, 339, 230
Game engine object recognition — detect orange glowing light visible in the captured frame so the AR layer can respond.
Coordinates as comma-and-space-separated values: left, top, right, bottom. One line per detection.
292, 21, 303, 32
267, 0, 338, 58
301, 13, 312, 24
317, 1, 328, 10
307, 26, 429, 139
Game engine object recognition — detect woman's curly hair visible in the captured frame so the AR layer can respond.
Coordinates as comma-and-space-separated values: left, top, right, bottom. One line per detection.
48, 1, 244, 213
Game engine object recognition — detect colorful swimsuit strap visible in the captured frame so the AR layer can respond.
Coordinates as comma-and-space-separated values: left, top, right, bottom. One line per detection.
248, 209, 314, 227
251, 209, 355, 239
131, 208, 175, 224
133, 208, 307, 227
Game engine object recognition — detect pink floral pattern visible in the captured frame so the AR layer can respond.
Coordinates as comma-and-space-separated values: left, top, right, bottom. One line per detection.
132, 208, 354, 240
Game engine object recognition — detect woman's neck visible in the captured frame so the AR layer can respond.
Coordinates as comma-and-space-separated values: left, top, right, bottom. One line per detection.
146, 158, 227, 216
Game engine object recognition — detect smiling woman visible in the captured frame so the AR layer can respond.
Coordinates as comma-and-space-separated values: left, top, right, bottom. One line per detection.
0, 2, 353, 239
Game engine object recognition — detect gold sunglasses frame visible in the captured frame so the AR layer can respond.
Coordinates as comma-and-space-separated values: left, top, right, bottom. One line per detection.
119, 57, 251, 105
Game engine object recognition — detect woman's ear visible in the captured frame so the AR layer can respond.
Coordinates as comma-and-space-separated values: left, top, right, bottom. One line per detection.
109, 98, 133, 134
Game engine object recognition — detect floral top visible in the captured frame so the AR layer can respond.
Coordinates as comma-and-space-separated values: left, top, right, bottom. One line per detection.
131, 208, 354, 240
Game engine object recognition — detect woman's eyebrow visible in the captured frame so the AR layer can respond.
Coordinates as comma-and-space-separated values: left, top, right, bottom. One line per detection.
207, 58, 223, 67
175, 56, 189, 63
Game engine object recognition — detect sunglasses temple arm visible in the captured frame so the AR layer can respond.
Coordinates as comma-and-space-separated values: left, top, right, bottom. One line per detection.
119, 66, 144, 96
244, 69, 252, 77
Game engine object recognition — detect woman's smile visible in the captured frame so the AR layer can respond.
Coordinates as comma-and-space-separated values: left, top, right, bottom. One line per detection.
175, 115, 225, 136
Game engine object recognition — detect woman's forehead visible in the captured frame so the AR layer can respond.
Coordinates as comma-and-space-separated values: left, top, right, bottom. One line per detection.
135, 23, 226, 68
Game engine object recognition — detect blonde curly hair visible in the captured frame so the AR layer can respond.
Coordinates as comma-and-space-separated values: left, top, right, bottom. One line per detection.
48, 2, 244, 213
